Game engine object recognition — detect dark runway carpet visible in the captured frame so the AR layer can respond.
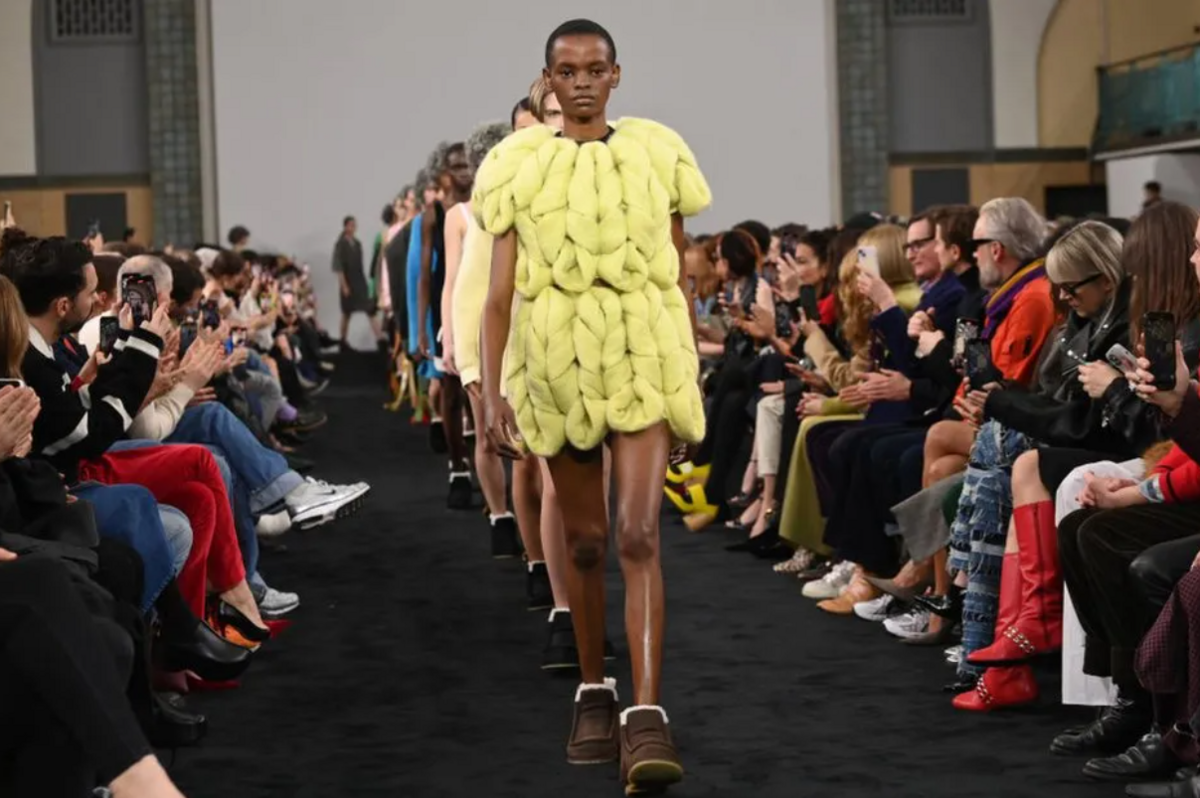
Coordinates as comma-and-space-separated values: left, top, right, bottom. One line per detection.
172, 353, 1118, 798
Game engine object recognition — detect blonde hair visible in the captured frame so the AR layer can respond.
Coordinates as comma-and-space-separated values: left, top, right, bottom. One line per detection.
529, 78, 552, 122
1045, 220, 1125, 288
836, 224, 914, 355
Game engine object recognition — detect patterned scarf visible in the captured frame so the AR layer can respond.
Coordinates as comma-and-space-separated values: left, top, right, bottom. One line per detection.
983, 259, 1045, 339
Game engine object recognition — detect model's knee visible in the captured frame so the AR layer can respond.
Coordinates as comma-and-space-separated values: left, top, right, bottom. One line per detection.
566, 523, 607, 570
616, 516, 659, 564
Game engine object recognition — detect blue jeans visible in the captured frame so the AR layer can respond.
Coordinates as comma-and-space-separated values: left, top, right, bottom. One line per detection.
104, 440, 193, 576
72, 483, 176, 612
167, 402, 302, 513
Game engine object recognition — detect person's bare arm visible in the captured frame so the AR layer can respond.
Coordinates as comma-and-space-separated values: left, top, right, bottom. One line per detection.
481, 229, 522, 458
440, 209, 467, 371
416, 210, 437, 357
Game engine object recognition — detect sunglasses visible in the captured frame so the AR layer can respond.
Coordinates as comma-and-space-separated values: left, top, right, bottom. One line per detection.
1054, 273, 1104, 297
968, 237, 997, 251
904, 236, 935, 254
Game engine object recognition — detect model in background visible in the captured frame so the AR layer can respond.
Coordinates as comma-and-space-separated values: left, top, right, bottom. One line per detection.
332, 215, 385, 350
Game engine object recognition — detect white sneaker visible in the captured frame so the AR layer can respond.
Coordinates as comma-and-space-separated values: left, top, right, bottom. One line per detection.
258, 587, 300, 617
883, 610, 931, 640
944, 645, 963, 664
853, 594, 895, 622
801, 561, 856, 600
255, 510, 292, 538
285, 477, 371, 529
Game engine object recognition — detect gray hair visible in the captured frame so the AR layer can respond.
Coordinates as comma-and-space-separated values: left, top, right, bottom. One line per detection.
118, 254, 173, 295
425, 141, 451, 179
979, 198, 1048, 263
467, 121, 511, 172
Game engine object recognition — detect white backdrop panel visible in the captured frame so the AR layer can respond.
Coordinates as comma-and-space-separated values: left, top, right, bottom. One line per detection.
211, 0, 838, 341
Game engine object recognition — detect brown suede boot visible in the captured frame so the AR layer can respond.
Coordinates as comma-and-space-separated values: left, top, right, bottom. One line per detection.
566, 679, 619, 765
620, 706, 683, 795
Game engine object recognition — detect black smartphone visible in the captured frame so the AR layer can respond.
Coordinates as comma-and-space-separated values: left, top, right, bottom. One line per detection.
99, 316, 120, 355
774, 302, 797, 338
965, 339, 994, 390
953, 318, 981, 370
179, 321, 198, 358
231, 327, 247, 348
799, 285, 819, 325
121, 273, 157, 326
1143, 311, 1177, 391
199, 299, 221, 329
0, 378, 24, 390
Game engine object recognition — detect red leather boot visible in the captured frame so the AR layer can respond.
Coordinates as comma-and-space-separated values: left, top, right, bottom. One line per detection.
969, 501, 1062, 665
952, 664, 1039, 712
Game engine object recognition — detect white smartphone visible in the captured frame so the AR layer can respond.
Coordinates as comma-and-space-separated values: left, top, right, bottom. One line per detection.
857, 245, 880, 278
1106, 343, 1140, 375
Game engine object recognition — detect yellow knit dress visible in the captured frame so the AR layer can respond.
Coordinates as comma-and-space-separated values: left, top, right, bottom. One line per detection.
472, 118, 712, 458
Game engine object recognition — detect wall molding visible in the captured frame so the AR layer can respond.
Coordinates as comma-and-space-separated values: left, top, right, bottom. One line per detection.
890, 147, 1089, 165
0, 173, 150, 189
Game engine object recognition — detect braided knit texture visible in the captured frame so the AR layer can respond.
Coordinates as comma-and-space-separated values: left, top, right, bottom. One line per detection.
473, 118, 712, 457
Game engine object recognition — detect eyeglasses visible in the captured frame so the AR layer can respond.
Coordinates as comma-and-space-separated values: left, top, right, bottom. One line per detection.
1054, 273, 1103, 297
968, 237, 997, 251
904, 237, 935, 253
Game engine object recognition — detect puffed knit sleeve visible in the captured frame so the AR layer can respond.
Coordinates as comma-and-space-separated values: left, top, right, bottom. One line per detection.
472, 126, 558, 237
615, 119, 712, 218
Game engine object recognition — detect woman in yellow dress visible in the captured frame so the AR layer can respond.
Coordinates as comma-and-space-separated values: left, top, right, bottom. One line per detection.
476, 19, 710, 795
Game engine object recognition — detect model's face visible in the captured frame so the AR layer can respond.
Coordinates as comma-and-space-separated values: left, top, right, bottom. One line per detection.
513, 109, 539, 131
446, 150, 472, 192
906, 218, 939, 281
345, 219, 357, 237
543, 92, 564, 131
423, 186, 438, 209
545, 35, 619, 121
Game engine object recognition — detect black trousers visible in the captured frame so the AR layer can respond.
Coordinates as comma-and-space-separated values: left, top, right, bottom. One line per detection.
695, 357, 751, 515
1130, 532, 1200, 615
1058, 503, 1200, 689
0, 556, 151, 797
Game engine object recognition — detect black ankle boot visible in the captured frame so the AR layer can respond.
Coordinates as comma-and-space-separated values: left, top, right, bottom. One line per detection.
147, 692, 208, 748
447, 471, 473, 510
527, 561, 553, 611
542, 610, 580, 671
158, 620, 252, 682
1051, 690, 1154, 756
490, 515, 520, 559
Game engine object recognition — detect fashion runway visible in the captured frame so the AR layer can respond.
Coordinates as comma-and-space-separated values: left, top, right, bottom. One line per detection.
172, 352, 1108, 798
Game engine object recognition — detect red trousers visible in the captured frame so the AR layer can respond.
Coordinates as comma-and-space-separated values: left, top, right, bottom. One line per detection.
78, 445, 245, 617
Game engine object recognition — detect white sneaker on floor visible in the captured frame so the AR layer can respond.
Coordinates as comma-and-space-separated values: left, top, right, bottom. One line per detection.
285, 478, 371, 529
801, 561, 855, 599
853, 594, 895, 622
945, 644, 963, 664
258, 587, 300, 617
255, 510, 292, 538
883, 610, 931, 640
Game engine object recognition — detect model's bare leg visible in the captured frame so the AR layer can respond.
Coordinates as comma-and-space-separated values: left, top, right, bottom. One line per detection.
471, 393, 512, 520
609, 424, 671, 705
546, 450, 608, 685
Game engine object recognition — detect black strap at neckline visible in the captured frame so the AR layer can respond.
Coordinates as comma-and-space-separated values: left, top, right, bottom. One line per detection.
557, 126, 616, 144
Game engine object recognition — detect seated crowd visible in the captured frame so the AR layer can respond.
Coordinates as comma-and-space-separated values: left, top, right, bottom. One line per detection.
378, 113, 1200, 795
0, 222, 369, 797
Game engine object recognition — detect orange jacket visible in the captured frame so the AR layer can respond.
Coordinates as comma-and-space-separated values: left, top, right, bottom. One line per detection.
990, 275, 1057, 387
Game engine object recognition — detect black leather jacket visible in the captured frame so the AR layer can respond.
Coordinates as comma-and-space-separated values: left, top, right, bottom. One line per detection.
984, 281, 1187, 458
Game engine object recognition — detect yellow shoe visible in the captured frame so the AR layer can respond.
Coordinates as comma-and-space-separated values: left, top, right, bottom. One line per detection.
665, 462, 710, 486
684, 507, 719, 533
663, 482, 708, 514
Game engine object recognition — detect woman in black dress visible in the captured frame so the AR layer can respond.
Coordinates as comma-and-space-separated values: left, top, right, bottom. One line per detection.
332, 215, 384, 347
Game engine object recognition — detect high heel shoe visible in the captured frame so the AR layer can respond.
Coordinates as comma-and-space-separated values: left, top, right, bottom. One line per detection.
158, 620, 252, 682
210, 600, 271, 645
725, 507, 777, 552
728, 485, 760, 511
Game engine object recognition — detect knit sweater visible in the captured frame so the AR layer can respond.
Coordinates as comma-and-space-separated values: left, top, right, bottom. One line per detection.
451, 208, 494, 387
473, 118, 712, 456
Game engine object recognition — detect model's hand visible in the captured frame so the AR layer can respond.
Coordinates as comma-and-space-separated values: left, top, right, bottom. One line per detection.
483, 394, 524, 460
417, 331, 430, 361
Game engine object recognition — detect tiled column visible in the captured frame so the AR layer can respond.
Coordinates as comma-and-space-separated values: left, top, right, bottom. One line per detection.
144, 0, 202, 247
837, 0, 890, 218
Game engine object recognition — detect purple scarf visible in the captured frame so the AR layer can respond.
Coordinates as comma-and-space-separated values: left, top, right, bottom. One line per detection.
983, 259, 1046, 339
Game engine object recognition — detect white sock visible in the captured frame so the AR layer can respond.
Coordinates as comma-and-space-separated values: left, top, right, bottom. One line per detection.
527, 559, 545, 572
621, 705, 669, 725
548, 608, 569, 622
575, 677, 618, 702
489, 512, 514, 524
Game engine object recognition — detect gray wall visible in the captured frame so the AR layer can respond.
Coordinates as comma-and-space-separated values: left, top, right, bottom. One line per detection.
887, 0, 992, 153
32, 0, 149, 176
